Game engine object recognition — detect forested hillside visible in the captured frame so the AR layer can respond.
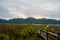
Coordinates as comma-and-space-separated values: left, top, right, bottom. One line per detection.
0, 17, 60, 24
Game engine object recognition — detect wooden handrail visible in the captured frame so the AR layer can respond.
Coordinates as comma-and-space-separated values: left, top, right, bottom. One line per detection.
38, 30, 60, 40
48, 32, 58, 37
40, 30, 59, 37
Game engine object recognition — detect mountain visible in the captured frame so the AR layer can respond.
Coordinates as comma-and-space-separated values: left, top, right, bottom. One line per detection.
0, 19, 7, 23
0, 17, 60, 24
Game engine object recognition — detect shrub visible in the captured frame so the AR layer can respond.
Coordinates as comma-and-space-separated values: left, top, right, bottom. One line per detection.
0, 34, 10, 40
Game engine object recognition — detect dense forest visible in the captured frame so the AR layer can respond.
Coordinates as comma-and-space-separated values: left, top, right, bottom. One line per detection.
0, 17, 60, 24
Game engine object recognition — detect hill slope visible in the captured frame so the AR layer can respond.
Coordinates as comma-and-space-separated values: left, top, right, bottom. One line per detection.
0, 17, 60, 24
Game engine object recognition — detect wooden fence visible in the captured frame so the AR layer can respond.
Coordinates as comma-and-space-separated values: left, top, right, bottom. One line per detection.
38, 30, 60, 40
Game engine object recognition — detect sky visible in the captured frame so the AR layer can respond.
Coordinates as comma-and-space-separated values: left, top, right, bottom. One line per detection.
0, 0, 60, 20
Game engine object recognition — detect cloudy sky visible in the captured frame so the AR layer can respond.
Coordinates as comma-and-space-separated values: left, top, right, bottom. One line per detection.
0, 0, 60, 20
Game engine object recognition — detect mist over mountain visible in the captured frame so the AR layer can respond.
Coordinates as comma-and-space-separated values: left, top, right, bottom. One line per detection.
0, 17, 60, 24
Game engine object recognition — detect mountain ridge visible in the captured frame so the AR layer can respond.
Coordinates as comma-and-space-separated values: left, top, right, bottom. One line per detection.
0, 17, 60, 24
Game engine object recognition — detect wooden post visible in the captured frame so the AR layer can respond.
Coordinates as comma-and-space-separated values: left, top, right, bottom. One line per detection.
46, 32, 48, 40
58, 32, 60, 40
40, 30, 41, 35
46, 25, 49, 40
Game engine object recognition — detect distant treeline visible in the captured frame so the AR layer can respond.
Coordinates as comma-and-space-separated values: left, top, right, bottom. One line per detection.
0, 17, 60, 24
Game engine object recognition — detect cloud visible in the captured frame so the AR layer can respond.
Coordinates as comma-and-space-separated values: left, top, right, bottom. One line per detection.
0, 0, 60, 20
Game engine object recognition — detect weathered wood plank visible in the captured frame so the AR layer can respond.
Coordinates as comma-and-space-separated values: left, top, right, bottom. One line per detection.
38, 30, 58, 40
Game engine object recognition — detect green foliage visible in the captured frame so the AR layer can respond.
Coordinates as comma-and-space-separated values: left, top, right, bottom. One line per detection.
0, 17, 60, 24
0, 24, 59, 40
20, 26, 37, 37
0, 24, 43, 40
0, 34, 10, 40
26, 37, 42, 40
20, 26, 43, 40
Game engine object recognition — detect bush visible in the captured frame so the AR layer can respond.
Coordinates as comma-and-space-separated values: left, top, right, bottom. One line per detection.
0, 34, 10, 40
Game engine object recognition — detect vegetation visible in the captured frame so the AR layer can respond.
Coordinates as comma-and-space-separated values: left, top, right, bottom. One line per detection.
0, 24, 43, 40
37, 24, 60, 34
0, 23, 60, 40
0, 17, 60, 24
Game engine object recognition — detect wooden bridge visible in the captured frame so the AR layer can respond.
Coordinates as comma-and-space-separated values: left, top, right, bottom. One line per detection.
38, 30, 60, 40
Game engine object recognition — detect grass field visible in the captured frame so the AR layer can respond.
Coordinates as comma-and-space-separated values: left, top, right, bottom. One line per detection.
0, 24, 60, 40
0, 24, 43, 40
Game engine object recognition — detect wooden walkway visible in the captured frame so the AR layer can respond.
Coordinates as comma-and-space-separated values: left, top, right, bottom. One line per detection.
37, 30, 58, 40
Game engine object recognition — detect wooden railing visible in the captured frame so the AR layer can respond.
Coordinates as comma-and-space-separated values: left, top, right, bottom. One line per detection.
38, 30, 60, 40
